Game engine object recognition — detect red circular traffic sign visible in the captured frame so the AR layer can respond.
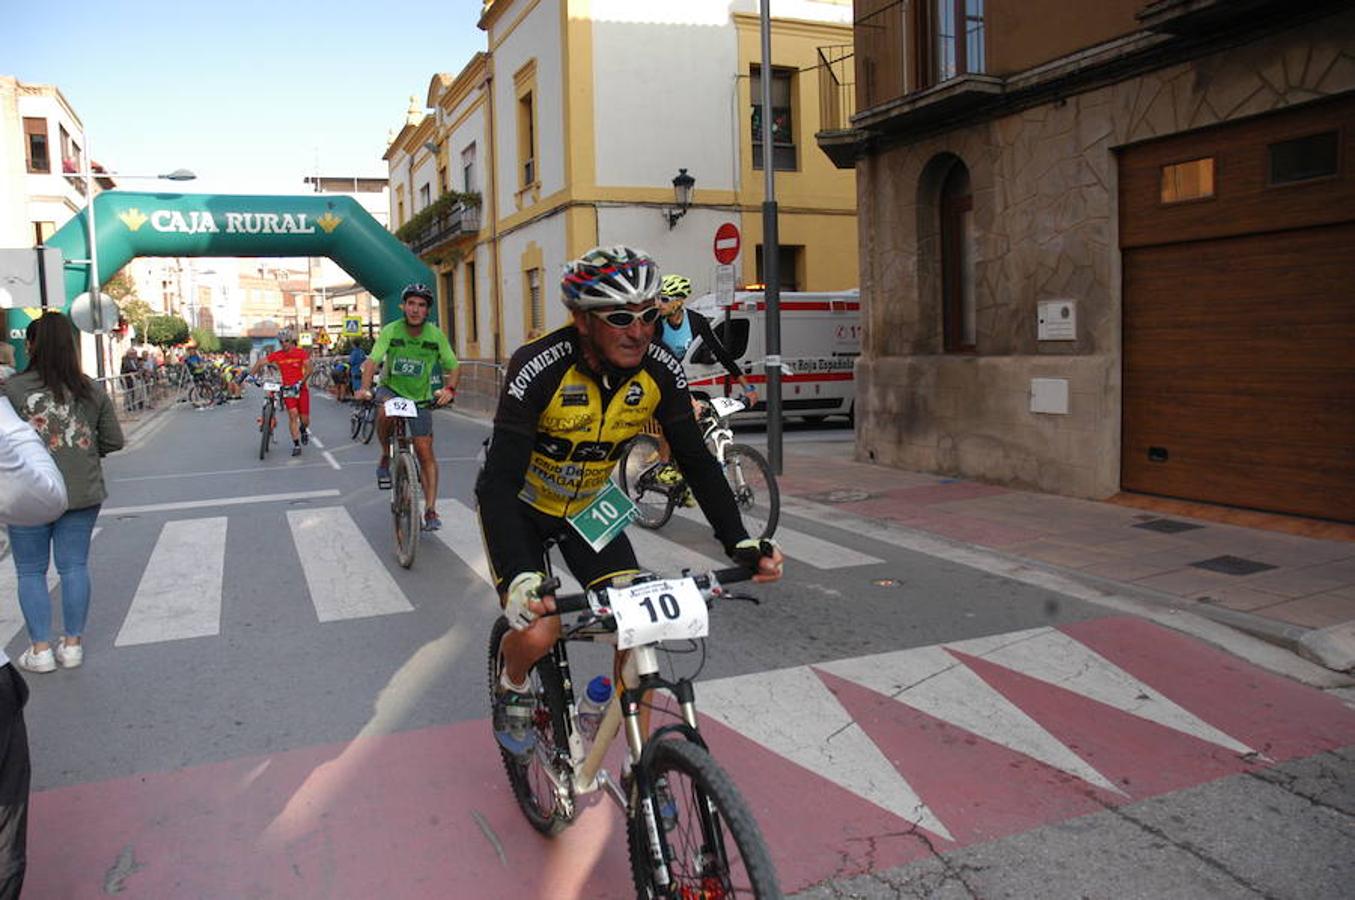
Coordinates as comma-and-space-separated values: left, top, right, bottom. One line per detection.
713, 223, 741, 265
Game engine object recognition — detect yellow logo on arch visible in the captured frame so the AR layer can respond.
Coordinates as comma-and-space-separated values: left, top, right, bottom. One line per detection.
119, 209, 149, 231
315, 212, 343, 234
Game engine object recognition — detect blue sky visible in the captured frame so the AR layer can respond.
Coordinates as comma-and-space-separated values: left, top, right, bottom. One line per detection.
6, 0, 486, 195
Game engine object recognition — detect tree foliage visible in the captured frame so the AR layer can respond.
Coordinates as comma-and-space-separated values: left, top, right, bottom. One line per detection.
191, 327, 221, 352
145, 314, 190, 347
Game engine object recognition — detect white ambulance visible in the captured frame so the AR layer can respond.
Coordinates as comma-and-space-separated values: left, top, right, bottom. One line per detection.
681, 290, 861, 423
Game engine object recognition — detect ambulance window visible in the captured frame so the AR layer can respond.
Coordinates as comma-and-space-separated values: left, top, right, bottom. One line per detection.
694, 318, 750, 363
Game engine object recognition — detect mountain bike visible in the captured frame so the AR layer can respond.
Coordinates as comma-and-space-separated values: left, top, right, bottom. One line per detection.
255, 377, 286, 460
384, 396, 423, 568
349, 397, 377, 443
618, 397, 779, 539
188, 367, 227, 408
487, 559, 782, 898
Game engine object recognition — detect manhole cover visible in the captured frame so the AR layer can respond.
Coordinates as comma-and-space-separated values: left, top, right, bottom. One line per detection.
1190, 555, 1277, 576
873, 578, 903, 588
808, 489, 873, 504
1133, 518, 1204, 534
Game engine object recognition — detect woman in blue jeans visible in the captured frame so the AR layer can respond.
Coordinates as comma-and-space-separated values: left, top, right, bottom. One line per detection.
3, 312, 123, 673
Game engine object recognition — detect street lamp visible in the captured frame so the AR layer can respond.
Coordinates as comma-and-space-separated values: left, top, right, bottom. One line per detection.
80, 141, 195, 377
665, 168, 696, 229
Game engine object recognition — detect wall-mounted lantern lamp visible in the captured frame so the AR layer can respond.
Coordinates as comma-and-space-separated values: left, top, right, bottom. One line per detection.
665, 168, 696, 229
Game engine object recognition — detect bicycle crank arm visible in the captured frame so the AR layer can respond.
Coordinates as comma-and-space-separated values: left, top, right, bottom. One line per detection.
596, 769, 628, 811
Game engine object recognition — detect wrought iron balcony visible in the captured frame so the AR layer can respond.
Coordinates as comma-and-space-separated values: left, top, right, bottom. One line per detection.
396, 192, 482, 256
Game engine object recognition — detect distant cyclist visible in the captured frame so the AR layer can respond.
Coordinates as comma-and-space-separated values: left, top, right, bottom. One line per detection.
248, 329, 312, 457
651, 273, 757, 501
355, 283, 459, 531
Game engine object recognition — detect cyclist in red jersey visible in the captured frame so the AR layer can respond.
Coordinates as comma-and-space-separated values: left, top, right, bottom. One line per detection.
248, 330, 313, 456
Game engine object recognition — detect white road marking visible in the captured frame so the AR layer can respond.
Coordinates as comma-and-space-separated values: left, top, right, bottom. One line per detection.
817, 643, 1126, 796
113, 463, 336, 482
287, 508, 413, 622
116, 518, 227, 646
100, 490, 341, 517
949, 628, 1257, 756
428, 499, 583, 595
625, 526, 725, 575
699, 666, 955, 840
675, 507, 883, 569
321, 451, 341, 471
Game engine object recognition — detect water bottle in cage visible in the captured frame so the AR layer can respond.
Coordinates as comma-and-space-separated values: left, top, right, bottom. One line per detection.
577, 675, 613, 740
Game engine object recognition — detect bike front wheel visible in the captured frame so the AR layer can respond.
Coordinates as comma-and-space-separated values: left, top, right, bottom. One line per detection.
392, 450, 420, 567
487, 618, 572, 836
618, 435, 674, 529
628, 739, 782, 899
259, 402, 275, 459
722, 444, 779, 539
359, 405, 377, 444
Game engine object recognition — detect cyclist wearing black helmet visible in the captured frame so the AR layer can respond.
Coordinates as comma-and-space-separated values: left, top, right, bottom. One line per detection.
356, 283, 459, 531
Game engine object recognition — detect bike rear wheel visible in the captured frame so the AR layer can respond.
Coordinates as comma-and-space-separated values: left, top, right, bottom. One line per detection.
392, 450, 420, 567
349, 406, 363, 440
618, 434, 675, 529
722, 444, 779, 539
259, 402, 275, 459
487, 619, 572, 836
628, 739, 781, 899
189, 383, 215, 409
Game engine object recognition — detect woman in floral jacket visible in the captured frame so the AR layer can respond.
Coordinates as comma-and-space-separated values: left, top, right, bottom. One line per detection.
3, 312, 123, 673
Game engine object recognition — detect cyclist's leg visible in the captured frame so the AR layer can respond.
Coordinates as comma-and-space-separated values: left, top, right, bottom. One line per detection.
283, 397, 301, 443
372, 388, 395, 465
485, 506, 562, 686
298, 387, 311, 441
412, 434, 438, 525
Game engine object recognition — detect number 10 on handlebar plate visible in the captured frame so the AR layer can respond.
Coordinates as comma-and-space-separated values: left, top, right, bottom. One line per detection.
567, 481, 637, 551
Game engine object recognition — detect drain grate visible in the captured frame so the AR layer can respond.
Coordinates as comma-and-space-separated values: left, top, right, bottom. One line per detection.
1190, 555, 1277, 576
1133, 518, 1205, 534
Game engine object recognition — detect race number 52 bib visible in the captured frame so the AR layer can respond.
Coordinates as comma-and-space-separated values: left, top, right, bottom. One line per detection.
392, 358, 426, 378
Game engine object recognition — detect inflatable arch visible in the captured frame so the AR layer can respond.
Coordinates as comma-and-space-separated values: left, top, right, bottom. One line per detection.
45, 191, 433, 329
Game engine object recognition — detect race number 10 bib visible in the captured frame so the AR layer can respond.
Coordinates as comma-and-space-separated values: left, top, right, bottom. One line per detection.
567, 481, 636, 551
604, 578, 709, 649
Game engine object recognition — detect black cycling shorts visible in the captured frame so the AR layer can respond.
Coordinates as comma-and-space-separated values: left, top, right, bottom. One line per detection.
485, 501, 640, 594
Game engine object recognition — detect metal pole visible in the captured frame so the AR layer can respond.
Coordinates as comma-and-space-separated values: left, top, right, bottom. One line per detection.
759, 0, 783, 475
83, 139, 106, 378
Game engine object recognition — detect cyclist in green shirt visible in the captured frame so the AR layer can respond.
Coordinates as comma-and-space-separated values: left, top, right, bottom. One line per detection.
355, 284, 460, 531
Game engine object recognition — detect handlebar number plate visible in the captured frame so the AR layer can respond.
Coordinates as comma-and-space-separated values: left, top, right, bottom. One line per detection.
262, 382, 282, 393
604, 578, 708, 650
384, 397, 418, 418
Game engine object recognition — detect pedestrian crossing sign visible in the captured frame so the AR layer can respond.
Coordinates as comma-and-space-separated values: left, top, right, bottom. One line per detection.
299, 332, 314, 348
344, 316, 361, 336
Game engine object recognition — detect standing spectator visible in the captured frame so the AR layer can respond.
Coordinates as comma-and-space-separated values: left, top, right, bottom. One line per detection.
347, 339, 367, 398
0, 344, 15, 386
3, 312, 124, 674
0, 393, 67, 899
120, 350, 142, 411
140, 350, 157, 408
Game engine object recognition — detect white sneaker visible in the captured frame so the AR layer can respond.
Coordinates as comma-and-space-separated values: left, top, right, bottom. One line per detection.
55, 639, 83, 669
18, 646, 56, 673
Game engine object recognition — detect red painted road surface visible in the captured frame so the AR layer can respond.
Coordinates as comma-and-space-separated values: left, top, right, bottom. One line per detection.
28, 618, 1355, 898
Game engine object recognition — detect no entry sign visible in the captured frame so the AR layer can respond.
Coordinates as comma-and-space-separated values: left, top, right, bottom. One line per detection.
713, 223, 741, 264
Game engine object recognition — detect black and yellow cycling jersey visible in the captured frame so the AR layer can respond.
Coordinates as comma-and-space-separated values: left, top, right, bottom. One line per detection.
493, 326, 690, 518
477, 325, 749, 589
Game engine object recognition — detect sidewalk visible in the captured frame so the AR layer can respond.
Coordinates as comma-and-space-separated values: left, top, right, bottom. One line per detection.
774, 439, 1355, 673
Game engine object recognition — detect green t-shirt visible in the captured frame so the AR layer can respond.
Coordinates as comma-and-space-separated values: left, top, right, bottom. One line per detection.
370, 319, 458, 403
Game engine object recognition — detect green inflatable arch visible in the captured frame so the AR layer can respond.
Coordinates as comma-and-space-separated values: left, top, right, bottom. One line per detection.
45, 191, 433, 327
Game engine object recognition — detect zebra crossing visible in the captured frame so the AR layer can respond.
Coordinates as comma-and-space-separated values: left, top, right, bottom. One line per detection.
2, 498, 887, 652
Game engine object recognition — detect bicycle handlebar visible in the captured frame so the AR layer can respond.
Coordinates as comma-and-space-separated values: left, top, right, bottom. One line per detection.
539, 565, 759, 617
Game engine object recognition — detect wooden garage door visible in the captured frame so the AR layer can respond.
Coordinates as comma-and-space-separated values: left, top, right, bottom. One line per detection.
1120, 95, 1355, 522
1122, 225, 1355, 521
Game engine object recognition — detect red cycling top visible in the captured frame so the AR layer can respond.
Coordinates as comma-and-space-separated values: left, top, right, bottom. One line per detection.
266, 347, 310, 387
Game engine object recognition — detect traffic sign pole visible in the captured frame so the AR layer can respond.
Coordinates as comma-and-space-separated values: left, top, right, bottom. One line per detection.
759, 0, 783, 476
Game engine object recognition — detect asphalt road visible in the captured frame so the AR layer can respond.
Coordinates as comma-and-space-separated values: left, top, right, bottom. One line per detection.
11, 389, 1352, 899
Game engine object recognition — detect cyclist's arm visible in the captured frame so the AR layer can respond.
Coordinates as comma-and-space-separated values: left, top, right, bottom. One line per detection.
437, 333, 460, 401
690, 311, 745, 380
475, 426, 543, 585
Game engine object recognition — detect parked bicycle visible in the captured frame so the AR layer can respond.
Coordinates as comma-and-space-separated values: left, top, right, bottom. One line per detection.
384, 395, 423, 567
618, 397, 779, 538
487, 559, 782, 898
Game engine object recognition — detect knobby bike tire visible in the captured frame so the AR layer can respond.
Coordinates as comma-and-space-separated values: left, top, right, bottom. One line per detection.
618, 435, 674, 529
487, 618, 572, 836
259, 403, 275, 460
189, 384, 215, 409
349, 406, 363, 440
392, 451, 420, 568
723, 443, 779, 539
627, 739, 782, 899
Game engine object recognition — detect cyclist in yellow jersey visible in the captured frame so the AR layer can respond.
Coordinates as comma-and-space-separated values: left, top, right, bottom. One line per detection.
475, 245, 783, 757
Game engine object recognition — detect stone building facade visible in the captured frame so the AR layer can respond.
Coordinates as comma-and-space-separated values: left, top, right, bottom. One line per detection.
825, 0, 1355, 520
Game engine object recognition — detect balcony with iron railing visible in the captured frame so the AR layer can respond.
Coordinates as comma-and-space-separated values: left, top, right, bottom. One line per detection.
817, 43, 862, 169
395, 190, 482, 256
